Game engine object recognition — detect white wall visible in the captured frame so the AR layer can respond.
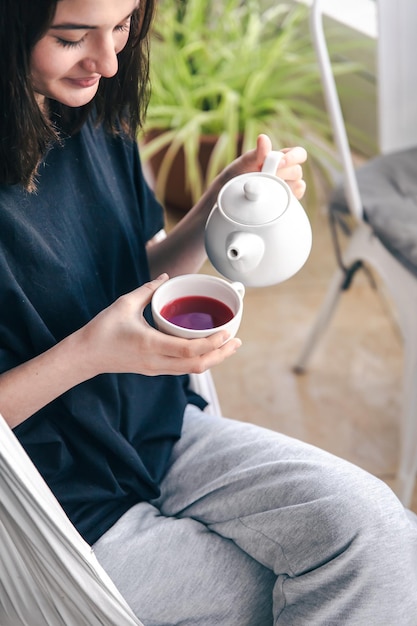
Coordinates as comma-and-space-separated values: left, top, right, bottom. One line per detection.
378, 0, 417, 154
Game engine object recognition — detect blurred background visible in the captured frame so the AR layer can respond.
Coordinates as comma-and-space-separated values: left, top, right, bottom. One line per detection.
144, 0, 417, 513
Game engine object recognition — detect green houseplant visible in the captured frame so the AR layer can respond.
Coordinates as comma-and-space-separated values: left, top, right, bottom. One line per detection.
139, 0, 352, 211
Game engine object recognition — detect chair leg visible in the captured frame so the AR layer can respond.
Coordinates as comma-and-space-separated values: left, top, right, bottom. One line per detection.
395, 341, 417, 507
293, 267, 346, 373
189, 372, 222, 417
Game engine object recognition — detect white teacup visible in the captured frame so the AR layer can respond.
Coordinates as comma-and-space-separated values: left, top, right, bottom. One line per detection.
151, 274, 245, 339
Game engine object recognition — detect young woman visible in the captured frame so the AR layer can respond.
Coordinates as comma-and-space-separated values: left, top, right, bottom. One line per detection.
1, 0, 416, 624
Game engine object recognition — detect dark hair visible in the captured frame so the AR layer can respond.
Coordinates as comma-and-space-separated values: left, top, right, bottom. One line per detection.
0, 0, 155, 190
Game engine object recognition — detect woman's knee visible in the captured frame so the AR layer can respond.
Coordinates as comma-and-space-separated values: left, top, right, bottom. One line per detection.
306, 462, 409, 562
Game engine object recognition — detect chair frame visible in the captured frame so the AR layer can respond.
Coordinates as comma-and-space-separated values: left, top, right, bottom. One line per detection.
294, 0, 417, 507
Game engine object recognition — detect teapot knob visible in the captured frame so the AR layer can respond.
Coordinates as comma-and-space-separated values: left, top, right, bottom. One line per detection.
243, 180, 263, 202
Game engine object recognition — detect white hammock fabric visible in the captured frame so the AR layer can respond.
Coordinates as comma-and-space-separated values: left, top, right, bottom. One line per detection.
0, 412, 143, 626
0, 372, 220, 625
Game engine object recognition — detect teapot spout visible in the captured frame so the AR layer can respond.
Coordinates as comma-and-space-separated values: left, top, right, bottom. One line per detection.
226, 232, 265, 274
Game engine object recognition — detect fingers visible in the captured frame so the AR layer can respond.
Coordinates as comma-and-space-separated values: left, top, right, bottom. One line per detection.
276, 146, 308, 200
276, 161, 306, 199
187, 336, 242, 373
119, 273, 169, 311
140, 272, 169, 301
287, 178, 307, 200
151, 327, 236, 360
277, 162, 303, 182
255, 136, 306, 172
279, 146, 308, 166
144, 328, 242, 376
276, 147, 307, 183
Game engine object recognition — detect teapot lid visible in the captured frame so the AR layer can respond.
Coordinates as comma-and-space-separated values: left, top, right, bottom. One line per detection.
219, 173, 289, 226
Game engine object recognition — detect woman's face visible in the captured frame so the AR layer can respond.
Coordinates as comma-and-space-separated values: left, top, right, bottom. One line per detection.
31, 0, 139, 108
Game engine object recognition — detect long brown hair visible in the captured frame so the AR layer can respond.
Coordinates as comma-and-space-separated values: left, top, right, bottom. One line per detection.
0, 0, 155, 191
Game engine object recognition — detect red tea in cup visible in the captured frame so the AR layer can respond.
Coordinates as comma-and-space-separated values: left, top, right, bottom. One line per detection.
160, 295, 234, 330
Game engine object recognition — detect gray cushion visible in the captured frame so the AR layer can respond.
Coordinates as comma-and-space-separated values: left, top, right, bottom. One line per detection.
330, 146, 417, 277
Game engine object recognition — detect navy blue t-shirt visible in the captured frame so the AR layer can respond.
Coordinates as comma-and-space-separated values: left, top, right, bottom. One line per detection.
0, 119, 204, 544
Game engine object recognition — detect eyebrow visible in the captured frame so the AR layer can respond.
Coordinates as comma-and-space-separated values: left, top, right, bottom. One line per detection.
50, 23, 98, 30
50, 10, 135, 31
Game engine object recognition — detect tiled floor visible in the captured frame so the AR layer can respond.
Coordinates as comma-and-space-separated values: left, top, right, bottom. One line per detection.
167, 199, 417, 514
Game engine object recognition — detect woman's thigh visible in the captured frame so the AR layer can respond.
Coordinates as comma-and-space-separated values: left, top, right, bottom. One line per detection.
93, 501, 275, 626
152, 405, 417, 624
155, 405, 388, 563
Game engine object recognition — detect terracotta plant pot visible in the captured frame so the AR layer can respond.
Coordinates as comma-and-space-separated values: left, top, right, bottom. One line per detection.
145, 132, 242, 214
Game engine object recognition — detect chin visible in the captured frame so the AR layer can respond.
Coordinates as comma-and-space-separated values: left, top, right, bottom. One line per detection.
52, 85, 100, 109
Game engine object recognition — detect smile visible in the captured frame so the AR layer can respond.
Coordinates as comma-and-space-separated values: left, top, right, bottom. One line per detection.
66, 76, 100, 88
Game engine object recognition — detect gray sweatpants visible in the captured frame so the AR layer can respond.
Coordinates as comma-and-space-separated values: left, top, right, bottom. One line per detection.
93, 405, 417, 625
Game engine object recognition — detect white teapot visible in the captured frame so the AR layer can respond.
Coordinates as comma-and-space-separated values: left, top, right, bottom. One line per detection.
204, 151, 312, 287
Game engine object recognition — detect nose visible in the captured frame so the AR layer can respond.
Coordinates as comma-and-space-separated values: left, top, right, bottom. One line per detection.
82, 34, 119, 78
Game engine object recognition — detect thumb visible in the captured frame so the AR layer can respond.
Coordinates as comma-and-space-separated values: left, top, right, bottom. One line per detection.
256, 134, 273, 170
140, 273, 170, 306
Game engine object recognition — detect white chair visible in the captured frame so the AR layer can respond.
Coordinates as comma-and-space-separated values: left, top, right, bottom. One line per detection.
294, 0, 417, 507
0, 373, 220, 625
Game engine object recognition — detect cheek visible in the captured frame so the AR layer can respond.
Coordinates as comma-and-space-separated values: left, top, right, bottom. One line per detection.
114, 31, 131, 55
31, 40, 73, 85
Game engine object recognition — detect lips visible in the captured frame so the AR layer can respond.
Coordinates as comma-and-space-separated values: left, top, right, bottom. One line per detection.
67, 76, 100, 88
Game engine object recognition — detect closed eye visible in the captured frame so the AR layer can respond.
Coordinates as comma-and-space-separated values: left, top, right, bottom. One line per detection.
51, 12, 133, 49
115, 18, 131, 33
55, 37, 84, 49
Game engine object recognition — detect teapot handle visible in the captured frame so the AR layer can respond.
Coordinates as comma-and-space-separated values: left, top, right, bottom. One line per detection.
261, 150, 284, 176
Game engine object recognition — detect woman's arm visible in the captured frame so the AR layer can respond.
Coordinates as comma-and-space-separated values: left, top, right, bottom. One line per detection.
0, 136, 305, 429
0, 275, 241, 428
0, 328, 93, 429
146, 135, 307, 278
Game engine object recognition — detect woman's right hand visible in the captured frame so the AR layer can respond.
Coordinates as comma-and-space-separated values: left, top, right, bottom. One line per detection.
81, 274, 242, 378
